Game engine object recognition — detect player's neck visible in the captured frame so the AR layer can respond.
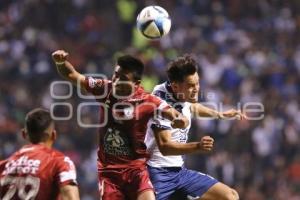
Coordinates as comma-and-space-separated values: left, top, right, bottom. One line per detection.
35, 141, 53, 148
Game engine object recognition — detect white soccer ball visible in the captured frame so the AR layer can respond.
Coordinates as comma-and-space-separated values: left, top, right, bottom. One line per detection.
136, 6, 171, 39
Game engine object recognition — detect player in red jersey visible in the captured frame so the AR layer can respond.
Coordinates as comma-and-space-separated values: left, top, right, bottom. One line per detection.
52, 50, 189, 200
0, 108, 80, 200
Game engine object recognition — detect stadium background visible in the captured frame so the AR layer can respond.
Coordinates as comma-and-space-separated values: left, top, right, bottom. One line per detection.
0, 0, 300, 199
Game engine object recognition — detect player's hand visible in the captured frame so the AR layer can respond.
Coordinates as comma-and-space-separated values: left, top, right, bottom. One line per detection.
198, 136, 214, 152
52, 50, 69, 64
171, 116, 189, 129
219, 109, 246, 120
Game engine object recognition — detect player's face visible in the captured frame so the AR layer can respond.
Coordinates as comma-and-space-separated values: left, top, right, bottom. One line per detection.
174, 73, 200, 103
112, 66, 137, 97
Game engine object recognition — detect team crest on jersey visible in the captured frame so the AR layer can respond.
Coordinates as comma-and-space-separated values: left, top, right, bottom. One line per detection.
123, 107, 134, 118
112, 105, 134, 120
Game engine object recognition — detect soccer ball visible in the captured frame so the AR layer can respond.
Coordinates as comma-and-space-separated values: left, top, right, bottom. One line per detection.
136, 6, 171, 39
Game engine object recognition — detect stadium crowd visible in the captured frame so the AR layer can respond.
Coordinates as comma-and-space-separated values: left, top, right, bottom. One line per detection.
0, 0, 300, 199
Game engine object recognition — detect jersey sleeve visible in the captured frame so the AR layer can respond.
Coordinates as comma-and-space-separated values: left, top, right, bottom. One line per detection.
149, 94, 170, 111
151, 116, 172, 130
54, 156, 78, 187
149, 94, 173, 130
84, 76, 110, 96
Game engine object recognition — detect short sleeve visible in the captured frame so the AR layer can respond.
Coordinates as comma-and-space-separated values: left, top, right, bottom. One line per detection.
55, 156, 77, 187
148, 94, 172, 130
148, 94, 170, 111
84, 76, 110, 96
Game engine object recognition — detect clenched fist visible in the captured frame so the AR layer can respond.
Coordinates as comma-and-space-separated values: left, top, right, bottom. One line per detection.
197, 136, 214, 152
52, 50, 69, 64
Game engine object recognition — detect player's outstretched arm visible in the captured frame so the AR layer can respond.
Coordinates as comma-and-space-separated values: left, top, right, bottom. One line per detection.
52, 50, 86, 88
153, 127, 214, 155
60, 184, 80, 200
190, 103, 246, 120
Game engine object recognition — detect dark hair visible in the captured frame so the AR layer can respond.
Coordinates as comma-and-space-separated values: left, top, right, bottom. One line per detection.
117, 55, 144, 81
25, 108, 53, 144
167, 54, 198, 83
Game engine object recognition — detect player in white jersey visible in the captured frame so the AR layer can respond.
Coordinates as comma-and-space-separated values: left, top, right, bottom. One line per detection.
145, 55, 244, 200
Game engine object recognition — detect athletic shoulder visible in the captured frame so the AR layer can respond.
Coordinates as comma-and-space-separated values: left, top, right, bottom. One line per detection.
152, 82, 168, 99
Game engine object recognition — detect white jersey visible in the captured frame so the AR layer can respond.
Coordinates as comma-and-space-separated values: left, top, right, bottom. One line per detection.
145, 82, 192, 167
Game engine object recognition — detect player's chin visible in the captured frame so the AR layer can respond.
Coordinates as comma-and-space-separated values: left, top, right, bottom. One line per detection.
189, 96, 198, 103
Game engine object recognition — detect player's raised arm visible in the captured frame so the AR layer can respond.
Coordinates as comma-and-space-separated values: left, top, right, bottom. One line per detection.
52, 50, 86, 88
190, 103, 246, 120
60, 185, 80, 200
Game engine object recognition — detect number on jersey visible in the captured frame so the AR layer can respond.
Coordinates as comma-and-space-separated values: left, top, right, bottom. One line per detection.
0, 175, 40, 200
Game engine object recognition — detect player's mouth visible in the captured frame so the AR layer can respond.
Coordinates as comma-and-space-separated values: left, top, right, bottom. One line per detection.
189, 93, 198, 102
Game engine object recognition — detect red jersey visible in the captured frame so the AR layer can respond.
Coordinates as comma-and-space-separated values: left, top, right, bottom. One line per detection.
0, 144, 77, 200
84, 77, 169, 169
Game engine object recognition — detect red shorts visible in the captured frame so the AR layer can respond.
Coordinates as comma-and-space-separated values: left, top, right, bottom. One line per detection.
98, 165, 154, 200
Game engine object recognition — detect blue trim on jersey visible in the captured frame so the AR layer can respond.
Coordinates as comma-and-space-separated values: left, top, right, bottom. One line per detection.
153, 82, 178, 104
151, 124, 172, 131
148, 166, 218, 200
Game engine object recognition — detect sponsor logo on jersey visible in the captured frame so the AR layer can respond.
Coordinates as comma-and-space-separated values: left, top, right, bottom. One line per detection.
3, 156, 41, 175
104, 128, 132, 156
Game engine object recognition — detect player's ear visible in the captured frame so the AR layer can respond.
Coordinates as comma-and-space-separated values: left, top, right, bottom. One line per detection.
171, 82, 179, 92
51, 130, 57, 141
21, 128, 27, 140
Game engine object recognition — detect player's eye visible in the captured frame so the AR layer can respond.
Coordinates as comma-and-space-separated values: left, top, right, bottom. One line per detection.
189, 83, 198, 88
